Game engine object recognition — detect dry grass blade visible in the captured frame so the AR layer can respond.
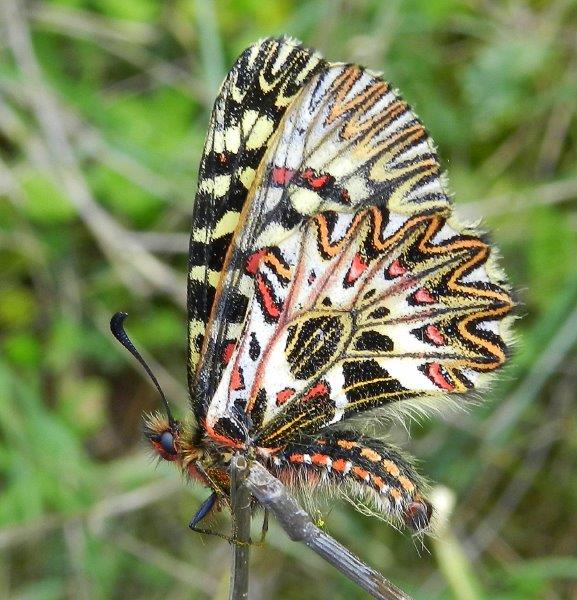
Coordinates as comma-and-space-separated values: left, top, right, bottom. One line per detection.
1, 0, 186, 306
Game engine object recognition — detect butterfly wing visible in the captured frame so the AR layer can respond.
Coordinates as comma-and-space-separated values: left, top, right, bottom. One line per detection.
188, 37, 324, 419
195, 61, 456, 421
205, 204, 512, 446
196, 59, 512, 448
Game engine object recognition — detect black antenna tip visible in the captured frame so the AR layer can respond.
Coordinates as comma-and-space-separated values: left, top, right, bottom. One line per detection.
110, 311, 128, 339
109, 311, 176, 428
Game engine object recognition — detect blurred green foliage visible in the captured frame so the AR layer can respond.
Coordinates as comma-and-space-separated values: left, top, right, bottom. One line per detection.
1, 0, 577, 598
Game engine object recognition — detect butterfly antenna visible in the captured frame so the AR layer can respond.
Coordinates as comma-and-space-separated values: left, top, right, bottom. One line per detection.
110, 312, 176, 428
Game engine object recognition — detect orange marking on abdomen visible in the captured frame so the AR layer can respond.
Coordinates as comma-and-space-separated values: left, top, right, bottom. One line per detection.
383, 459, 400, 477
360, 448, 381, 462
352, 466, 369, 480
332, 459, 348, 472
311, 453, 329, 466
398, 476, 415, 492
337, 439, 357, 450
289, 453, 304, 463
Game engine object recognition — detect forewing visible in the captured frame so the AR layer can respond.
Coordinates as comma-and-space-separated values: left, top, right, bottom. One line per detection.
187, 37, 324, 414
196, 61, 453, 420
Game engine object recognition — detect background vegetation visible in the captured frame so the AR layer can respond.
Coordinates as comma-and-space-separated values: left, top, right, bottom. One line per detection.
1, 0, 576, 598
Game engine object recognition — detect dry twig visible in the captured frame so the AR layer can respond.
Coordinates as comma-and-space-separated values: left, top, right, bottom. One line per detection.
232, 459, 412, 600
229, 455, 252, 600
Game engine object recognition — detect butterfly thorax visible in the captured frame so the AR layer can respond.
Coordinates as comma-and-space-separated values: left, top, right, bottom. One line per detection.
144, 412, 235, 494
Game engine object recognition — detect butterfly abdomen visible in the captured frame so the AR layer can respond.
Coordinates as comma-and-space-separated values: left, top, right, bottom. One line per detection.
269, 432, 432, 531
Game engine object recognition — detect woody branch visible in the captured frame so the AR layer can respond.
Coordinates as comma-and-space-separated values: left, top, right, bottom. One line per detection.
229, 456, 412, 600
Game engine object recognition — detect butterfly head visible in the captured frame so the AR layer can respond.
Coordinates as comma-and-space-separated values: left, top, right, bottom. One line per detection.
142, 412, 204, 470
144, 412, 181, 461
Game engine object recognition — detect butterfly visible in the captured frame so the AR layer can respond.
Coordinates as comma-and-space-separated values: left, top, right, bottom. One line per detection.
111, 36, 513, 535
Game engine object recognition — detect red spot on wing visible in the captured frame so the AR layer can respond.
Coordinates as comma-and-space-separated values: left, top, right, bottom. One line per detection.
276, 387, 296, 406
302, 168, 331, 190
256, 274, 282, 320
245, 248, 267, 275
346, 254, 368, 284
340, 188, 350, 204
425, 324, 445, 346
221, 341, 235, 365
203, 420, 245, 449
271, 166, 295, 186
231, 366, 245, 391
302, 380, 330, 402
413, 288, 436, 304
387, 259, 407, 278
426, 362, 455, 391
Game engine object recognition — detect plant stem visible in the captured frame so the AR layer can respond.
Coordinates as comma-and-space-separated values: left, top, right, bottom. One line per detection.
228, 455, 251, 600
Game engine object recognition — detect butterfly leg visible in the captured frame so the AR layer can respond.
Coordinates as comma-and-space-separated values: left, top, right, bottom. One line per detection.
188, 491, 257, 546
254, 508, 269, 546
187, 491, 236, 542
188, 491, 235, 540
189, 491, 218, 529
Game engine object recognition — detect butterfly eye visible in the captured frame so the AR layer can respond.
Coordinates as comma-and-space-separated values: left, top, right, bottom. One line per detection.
159, 430, 177, 455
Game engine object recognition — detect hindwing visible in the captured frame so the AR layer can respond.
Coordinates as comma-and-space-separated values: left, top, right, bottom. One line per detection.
204, 206, 512, 448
